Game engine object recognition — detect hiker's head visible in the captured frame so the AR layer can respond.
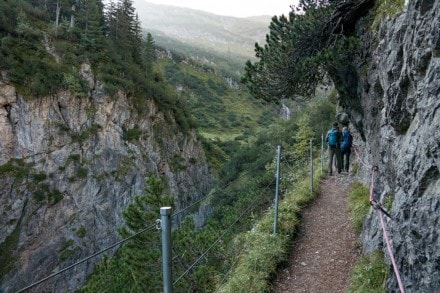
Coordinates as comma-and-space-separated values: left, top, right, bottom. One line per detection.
332, 122, 338, 128
343, 126, 348, 131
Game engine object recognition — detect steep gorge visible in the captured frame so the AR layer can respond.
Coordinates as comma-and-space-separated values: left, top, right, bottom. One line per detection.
335, 0, 439, 291
0, 64, 214, 292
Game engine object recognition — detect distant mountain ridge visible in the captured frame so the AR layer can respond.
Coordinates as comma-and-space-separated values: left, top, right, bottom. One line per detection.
133, 1, 272, 73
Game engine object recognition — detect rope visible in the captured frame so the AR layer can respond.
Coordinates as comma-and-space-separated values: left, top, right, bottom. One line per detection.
353, 145, 405, 293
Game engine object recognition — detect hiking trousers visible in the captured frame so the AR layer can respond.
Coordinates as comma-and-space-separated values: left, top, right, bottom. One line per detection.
328, 146, 342, 174
341, 148, 351, 172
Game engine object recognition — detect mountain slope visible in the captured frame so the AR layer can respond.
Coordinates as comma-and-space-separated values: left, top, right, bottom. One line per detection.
133, 1, 271, 74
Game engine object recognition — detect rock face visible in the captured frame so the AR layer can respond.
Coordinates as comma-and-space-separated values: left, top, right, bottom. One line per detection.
0, 68, 214, 292
337, 0, 439, 292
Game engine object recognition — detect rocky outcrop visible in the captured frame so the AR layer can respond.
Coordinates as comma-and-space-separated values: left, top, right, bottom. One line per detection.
0, 66, 214, 292
336, 0, 439, 292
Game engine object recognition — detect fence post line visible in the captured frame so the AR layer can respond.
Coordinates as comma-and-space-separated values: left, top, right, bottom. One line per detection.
310, 139, 313, 193
273, 145, 281, 235
161, 207, 173, 293
321, 134, 324, 174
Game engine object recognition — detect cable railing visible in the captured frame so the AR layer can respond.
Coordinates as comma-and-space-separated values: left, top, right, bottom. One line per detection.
15, 222, 159, 293
14, 143, 320, 293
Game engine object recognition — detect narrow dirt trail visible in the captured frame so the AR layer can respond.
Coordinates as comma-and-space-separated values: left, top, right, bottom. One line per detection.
271, 173, 360, 293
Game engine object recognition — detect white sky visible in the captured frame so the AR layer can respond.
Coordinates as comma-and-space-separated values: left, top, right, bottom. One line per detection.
141, 0, 298, 17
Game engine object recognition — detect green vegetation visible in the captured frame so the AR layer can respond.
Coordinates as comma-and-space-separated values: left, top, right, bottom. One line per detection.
81, 175, 173, 292
242, 0, 359, 102
0, 159, 31, 179
58, 239, 77, 262
76, 167, 88, 178
0, 0, 195, 133
347, 180, 389, 292
81, 98, 335, 291
384, 193, 394, 211
159, 57, 276, 140
76, 226, 87, 238
218, 166, 324, 292
372, 0, 405, 29
348, 181, 371, 233
71, 124, 102, 143
122, 125, 141, 141
349, 251, 388, 293
0, 224, 20, 280
169, 155, 186, 172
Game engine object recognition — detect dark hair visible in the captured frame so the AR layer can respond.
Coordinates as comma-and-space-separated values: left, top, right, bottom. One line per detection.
332, 122, 338, 127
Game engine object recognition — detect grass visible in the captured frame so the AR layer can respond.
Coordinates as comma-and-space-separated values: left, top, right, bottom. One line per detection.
348, 251, 388, 293
347, 181, 389, 293
218, 160, 324, 292
348, 181, 370, 233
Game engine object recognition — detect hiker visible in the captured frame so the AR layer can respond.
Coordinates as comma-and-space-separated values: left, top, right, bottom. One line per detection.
325, 122, 342, 175
341, 126, 353, 172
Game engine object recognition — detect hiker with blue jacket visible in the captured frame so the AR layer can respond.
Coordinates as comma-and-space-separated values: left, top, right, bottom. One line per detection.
341, 126, 353, 172
325, 122, 343, 175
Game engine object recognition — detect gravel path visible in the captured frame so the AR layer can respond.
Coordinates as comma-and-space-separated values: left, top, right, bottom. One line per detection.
271, 173, 360, 293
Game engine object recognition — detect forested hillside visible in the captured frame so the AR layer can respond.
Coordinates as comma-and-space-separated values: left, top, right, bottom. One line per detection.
0, 0, 191, 125
0, 0, 332, 292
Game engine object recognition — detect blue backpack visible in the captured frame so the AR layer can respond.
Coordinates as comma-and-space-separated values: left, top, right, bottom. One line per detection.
341, 130, 352, 150
327, 129, 339, 147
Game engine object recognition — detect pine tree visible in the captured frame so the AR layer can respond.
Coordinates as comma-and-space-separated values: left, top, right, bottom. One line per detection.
242, 0, 351, 102
144, 32, 156, 78
76, 0, 107, 64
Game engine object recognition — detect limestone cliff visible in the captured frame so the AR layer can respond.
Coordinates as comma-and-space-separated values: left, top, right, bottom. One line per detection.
0, 64, 214, 292
336, 0, 439, 291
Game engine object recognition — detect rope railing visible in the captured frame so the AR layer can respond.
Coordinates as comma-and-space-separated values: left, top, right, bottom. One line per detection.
352, 145, 405, 293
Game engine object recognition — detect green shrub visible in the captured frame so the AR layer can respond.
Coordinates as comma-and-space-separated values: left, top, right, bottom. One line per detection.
76, 226, 87, 238
34, 189, 46, 202
170, 155, 186, 171
49, 189, 64, 203
349, 250, 388, 293
123, 125, 141, 141
69, 154, 81, 162
32, 172, 47, 182
58, 239, 76, 262
76, 167, 88, 178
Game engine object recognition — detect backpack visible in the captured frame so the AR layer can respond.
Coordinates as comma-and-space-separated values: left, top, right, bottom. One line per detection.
327, 129, 339, 148
341, 130, 352, 150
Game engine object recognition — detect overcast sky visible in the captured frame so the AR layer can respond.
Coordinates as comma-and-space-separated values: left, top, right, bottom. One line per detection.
140, 0, 298, 17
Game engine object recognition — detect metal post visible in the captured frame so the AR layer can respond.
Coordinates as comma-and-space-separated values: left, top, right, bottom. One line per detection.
273, 145, 281, 235
161, 207, 173, 293
310, 139, 313, 193
321, 134, 324, 174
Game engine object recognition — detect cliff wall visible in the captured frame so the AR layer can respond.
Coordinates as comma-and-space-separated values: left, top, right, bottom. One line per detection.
0, 65, 214, 292
337, 0, 439, 291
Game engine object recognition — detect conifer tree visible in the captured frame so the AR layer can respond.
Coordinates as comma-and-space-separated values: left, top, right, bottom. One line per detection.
144, 32, 157, 78
241, 0, 355, 103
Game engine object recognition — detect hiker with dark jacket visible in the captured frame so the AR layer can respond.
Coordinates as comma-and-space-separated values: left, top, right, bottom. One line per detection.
341, 126, 353, 172
325, 122, 342, 175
